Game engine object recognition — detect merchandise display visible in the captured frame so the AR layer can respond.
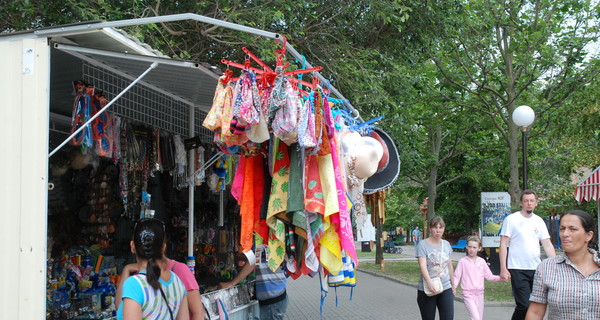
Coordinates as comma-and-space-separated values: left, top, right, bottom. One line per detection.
200, 41, 397, 284
47, 80, 249, 319
42, 27, 399, 320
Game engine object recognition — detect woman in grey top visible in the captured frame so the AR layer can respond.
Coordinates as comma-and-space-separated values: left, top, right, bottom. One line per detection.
416, 216, 456, 320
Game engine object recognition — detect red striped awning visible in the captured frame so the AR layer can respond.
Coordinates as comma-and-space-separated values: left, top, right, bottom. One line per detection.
575, 166, 600, 202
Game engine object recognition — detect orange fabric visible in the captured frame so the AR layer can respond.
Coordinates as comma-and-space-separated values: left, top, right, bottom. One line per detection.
238, 154, 265, 253
304, 154, 325, 214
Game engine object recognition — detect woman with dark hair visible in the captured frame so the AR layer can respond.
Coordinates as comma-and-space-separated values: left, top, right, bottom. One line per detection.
416, 216, 455, 320
116, 219, 189, 320
526, 210, 600, 319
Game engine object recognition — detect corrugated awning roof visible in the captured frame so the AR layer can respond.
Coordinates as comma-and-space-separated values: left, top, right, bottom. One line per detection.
575, 166, 600, 202
53, 41, 220, 111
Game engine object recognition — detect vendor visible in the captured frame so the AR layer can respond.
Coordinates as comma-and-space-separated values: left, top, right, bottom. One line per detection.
217, 251, 256, 290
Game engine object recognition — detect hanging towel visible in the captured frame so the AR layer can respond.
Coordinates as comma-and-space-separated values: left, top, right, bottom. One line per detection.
237, 154, 265, 253
304, 154, 325, 215
286, 143, 305, 218
319, 215, 343, 275
317, 155, 339, 217
231, 155, 247, 202
327, 134, 358, 265
266, 140, 289, 271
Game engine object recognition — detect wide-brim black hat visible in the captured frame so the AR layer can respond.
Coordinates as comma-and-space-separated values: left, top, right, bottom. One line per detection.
364, 128, 400, 194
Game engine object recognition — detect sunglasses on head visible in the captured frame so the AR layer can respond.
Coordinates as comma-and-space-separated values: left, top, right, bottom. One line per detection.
134, 218, 166, 233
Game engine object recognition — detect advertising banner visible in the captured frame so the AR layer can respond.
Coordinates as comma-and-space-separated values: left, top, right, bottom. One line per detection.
480, 192, 511, 247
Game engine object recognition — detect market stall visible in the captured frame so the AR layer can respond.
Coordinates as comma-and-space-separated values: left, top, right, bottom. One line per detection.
0, 13, 399, 320
43, 28, 259, 319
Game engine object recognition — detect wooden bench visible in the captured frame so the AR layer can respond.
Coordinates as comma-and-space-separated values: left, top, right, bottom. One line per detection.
451, 239, 467, 252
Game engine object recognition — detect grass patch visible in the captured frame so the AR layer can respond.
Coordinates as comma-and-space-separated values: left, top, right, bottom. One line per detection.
358, 260, 513, 302
355, 250, 411, 259
359, 260, 423, 284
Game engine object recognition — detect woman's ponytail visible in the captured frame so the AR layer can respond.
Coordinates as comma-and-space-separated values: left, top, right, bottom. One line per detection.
133, 219, 166, 290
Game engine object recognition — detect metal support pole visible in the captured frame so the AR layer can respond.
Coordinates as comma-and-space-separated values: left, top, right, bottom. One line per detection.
48, 62, 158, 157
522, 128, 528, 191
187, 105, 195, 259
219, 190, 225, 227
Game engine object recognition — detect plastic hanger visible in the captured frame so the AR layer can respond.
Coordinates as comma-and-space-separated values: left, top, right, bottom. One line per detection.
220, 35, 323, 87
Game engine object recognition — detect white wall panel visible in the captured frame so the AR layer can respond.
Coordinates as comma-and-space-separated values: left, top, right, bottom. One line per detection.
0, 37, 50, 319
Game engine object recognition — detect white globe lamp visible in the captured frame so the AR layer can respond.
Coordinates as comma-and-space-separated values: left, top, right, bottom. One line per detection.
512, 105, 535, 128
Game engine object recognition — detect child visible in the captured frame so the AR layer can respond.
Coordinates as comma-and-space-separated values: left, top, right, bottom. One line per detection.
453, 236, 503, 320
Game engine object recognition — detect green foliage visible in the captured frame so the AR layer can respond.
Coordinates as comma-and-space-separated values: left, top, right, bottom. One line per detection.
2, 0, 598, 230
383, 185, 423, 230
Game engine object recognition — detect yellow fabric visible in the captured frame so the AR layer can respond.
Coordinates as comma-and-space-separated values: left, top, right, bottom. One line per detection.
317, 154, 339, 217
319, 216, 343, 274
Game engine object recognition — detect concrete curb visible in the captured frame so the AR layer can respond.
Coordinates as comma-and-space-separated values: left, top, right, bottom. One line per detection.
356, 268, 515, 307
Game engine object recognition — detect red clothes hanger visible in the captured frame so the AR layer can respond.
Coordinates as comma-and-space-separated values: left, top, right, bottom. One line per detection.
220, 35, 323, 88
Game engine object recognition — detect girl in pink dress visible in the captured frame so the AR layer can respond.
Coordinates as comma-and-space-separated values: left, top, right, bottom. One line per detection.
453, 236, 504, 320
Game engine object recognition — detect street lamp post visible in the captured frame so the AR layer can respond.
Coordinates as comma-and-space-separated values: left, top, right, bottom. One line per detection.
512, 105, 536, 190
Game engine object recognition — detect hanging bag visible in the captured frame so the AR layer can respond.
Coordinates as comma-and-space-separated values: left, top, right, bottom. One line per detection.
297, 98, 317, 148
237, 71, 260, 126
271, 80, 300, 145
424, 277, 443, 296
246, 110, 270, 143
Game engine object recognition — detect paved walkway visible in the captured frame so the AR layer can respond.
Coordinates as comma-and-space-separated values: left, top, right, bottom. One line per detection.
286, 270, 516, 319
286, 244, 517, 319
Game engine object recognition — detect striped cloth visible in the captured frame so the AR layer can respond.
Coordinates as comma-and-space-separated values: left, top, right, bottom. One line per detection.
117, 270, 187, 320
255, 245, 287, 302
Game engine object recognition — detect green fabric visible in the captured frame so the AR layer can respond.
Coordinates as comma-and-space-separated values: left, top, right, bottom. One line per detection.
286, 143, 305, 214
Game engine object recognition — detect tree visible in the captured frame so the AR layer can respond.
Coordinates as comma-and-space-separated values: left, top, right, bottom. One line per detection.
3, 0, 597, 221
386, 58, 504, 222
424, 0, 600, 207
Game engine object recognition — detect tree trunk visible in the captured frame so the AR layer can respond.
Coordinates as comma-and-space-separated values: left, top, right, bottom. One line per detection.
427, 168, 438, 222
425, 125, 442, 236
503, 24, 522, 209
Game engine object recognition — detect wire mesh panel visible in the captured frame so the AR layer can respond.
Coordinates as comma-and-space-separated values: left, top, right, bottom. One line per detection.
83, 61, 213, 142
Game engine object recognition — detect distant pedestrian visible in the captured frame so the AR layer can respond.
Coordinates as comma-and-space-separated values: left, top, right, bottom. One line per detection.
413, 226, 422, 248
454, 236, 504, 320
417, 216, 455, 320
499, 190, 555, 320
526, 210, 600, 319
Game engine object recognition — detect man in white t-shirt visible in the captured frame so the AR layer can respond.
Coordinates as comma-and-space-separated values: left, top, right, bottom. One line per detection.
499, 190, 556, 320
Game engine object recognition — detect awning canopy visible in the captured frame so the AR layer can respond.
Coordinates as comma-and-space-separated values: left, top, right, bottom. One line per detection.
53, 42, 220, 111
575, 166, 600, 202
